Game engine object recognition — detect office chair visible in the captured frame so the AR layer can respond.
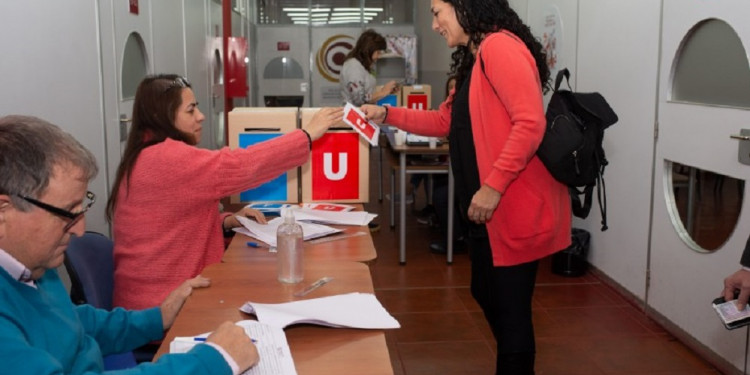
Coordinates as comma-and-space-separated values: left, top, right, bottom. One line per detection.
64, 231, 138, 370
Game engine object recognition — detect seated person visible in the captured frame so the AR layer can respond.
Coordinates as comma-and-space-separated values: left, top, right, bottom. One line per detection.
0, 115, 259, 374
107, 74, 343, 311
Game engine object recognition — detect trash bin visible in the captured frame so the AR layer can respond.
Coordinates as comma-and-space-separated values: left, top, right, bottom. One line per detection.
551, 228, 591, 277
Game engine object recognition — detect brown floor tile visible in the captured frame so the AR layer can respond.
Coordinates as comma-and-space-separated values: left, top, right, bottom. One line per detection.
392, 311, 484, 343
377, 288, 466, 314
398, 341, 495, 375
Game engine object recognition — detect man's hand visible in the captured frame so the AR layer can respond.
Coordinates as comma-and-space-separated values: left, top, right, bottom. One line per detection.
160, 275, 211, 330
207, 322, 260, 371
723, 268, 750, 310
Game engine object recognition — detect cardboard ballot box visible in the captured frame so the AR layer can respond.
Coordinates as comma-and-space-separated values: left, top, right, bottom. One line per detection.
299, 108, 370, 203
228, 107, 299, 204
375, 84, 401, 107
401, 84, 432, 110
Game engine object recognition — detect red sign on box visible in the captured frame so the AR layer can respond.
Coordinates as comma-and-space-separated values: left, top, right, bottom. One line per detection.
311, 133, 360, 200
407, 94, 428, 110
129, 0, 139, 14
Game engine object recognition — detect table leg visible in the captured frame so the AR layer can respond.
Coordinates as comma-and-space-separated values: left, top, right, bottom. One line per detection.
399, 153, 407, 265
447, 160, 455, 264
378, 144, 383, 202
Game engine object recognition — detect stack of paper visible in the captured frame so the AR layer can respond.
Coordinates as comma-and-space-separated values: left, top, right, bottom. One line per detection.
293, 208, 376, 226
234, 215, 341, 247
301, 203, 354, 212
170, 320, 297, 375
240, 292, 401, 330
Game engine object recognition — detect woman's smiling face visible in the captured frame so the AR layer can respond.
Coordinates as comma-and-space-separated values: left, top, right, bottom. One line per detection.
430, 0, 469, 48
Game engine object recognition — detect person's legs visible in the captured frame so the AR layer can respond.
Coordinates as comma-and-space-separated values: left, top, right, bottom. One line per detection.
470, 238, 539, 375
429, 175, 466, 253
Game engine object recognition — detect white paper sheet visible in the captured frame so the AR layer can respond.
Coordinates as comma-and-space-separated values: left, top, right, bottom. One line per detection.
239, 292, 401, 330
235, 215, 342, 247
170, 320, 297, 375
293, 208, 376, 226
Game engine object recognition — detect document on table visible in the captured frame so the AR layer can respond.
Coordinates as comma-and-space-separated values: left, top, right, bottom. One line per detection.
169, 320, 297, 375
235, 215, 342, 247
239, 292, 401, 330
293, 207, 377, 226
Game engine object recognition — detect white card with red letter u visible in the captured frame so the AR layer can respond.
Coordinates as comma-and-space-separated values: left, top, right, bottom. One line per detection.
343, 102, 380, 146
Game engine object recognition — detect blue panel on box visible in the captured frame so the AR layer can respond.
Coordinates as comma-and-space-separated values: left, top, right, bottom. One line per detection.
238, 133, 287, 201
376, 94, 398, 107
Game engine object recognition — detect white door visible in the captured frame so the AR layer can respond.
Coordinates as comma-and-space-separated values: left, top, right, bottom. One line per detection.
650, 0, 750, 370
100, 1, 153, 188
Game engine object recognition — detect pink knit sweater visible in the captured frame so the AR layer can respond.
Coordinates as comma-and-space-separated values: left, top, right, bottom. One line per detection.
386, 32, 571, 266
113, 132, 309, 310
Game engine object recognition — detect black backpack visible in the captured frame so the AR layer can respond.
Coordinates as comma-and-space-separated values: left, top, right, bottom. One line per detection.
479, 59, 618, 231
537, 69, 618, 231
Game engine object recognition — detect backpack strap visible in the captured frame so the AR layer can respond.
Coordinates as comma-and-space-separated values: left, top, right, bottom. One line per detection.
554, 68, 573, 92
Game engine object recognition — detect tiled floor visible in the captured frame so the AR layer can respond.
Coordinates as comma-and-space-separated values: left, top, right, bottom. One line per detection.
365, 149, 721, 374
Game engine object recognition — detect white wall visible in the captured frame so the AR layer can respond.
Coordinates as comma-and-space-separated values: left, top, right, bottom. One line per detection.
0, 2, 110, 235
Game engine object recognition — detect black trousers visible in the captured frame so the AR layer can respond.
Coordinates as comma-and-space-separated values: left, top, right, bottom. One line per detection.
469, 237, 539, 375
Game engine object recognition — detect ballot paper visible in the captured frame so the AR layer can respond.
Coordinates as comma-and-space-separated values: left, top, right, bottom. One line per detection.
301, 202, 355, 212
170, 320, 297, 375
240, 292, 401, 330
342, 102, 380, 146
235, 215, 341, 247
293, 207, 376, 226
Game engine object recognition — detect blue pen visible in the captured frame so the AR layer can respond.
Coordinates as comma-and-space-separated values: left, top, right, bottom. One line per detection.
246, 241, 268, 248
194, 336, 257, 343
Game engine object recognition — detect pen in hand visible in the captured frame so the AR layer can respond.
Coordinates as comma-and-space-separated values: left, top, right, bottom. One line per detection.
194, 336, 257, 343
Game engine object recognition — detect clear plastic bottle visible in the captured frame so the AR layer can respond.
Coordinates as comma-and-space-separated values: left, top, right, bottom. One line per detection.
276, 208, 304, 283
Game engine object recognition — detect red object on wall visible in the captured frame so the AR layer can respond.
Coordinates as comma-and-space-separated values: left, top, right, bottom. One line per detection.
226, 37, 248, 98
311, 133, 360, 200
129, 0, 139, 14
406, 94, 428, 110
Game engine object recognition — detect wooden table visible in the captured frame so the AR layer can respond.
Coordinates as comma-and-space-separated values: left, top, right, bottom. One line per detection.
223, 225, 377, 264
385, 131, 455, 264
156, 260, 393, 375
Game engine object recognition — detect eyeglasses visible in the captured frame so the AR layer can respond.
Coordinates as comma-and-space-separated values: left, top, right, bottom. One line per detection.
16, 191, 96, 232
164, 76, 191, 92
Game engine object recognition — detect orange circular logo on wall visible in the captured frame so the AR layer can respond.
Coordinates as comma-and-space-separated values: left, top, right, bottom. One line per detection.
316, 34, 355, 83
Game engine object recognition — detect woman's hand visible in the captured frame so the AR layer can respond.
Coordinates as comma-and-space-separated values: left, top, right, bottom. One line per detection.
373, 80, 399, 101
303, 107, 344, 141
160, 275, 211, 330
360, 105, 388, 124
467, 185, 501, 224
224, 207, 267, 230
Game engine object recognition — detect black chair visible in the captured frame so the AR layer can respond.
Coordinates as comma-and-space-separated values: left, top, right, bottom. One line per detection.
64, 231, 138, 370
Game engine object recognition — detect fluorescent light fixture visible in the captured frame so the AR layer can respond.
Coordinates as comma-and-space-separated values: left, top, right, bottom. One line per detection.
282, 7, 330, 12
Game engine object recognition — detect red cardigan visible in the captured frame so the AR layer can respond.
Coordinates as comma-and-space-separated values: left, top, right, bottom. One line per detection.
113, 132, 309, 310
386, 32, 571, 266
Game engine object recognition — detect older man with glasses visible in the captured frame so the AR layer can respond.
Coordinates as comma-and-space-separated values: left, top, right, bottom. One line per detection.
0, 115, 259, 374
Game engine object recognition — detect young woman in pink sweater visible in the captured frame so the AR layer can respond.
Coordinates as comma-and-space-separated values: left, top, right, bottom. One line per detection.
106, 74, 342, 311
363, 1, 571, 373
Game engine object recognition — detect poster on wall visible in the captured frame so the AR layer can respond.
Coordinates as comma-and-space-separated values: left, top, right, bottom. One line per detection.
541, 5, 563, 78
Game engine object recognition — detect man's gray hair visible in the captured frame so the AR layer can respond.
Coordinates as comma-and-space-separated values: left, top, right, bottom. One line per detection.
0, 115, 98, 211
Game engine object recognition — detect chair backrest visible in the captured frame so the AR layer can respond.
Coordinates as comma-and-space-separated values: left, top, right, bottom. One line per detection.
64, 231, 115, 309
63, 231, 137, 369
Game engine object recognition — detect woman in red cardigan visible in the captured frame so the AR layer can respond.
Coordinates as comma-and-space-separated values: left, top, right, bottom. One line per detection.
106, 74, 342, 312
363, 1, 571, 373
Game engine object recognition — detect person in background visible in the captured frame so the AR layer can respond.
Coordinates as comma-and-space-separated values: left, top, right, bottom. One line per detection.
0, 115, 259, 374
340, 29, 399, 232
722, 235, 750, 310
340, 29, 399, 106
107, 74, 342, 313
361, 0, 572, 373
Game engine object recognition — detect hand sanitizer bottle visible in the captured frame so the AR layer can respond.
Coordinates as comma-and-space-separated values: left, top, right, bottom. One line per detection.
277, 208, 304, 283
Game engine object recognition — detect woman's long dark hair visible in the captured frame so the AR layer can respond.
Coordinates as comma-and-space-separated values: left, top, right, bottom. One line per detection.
105, 74, 195, 222
345, 29, 388, 71
444, 0, 550, 93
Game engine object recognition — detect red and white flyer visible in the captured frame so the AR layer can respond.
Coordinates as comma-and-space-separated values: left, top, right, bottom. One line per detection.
343, 102, 380, 146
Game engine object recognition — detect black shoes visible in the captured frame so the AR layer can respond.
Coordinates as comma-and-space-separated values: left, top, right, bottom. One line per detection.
429, 238, 467, 254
